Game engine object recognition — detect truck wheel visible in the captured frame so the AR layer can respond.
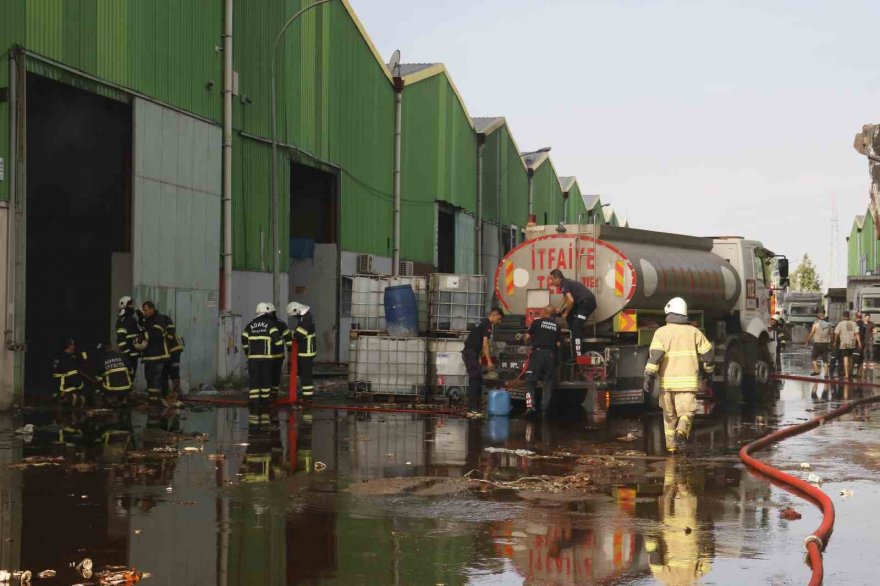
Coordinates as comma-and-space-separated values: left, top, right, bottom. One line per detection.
724, 347, 745, 393
754, 343, 773, 385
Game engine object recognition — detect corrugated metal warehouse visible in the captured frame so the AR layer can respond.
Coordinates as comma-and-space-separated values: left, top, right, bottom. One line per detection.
0, 0, 621, 404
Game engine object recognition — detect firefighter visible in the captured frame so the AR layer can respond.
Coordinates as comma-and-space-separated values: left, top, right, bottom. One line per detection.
52, 338, 87, 408
287, 302, 317, 401
549, 269, 597, 355
164, 322, 185, 403
243, 303, 284, 406
95, 344, 133, 407
141, 301, 176, 404
643, 297, 715, 455
116, 296, 146, 376
524, 305, 562, 417
461, 307, 504, 412
268, 303, 292, 403
769, 312, 787, 371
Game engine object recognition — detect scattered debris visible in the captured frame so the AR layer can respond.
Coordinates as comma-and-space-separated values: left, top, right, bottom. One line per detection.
465, 470, 593, 493
13, 424, 35, 435
76, 559, 93, 572
484, 447, 535, 457
840, 489, 854, 498
69, 463, 98, 473
207, 454, 224, 462
38, 570, 56, 578
780, 507, 802, 520
165, 487, 173, 493
807, 473, 823, 485
799, 462, 812, 470
313, 462, 327, 472
8, 456, 64, 470
194, 433, 210, 443
616, 432, 639, 442
236, 443, 249, 447
465, 411, 485, 420
182, 447, 202, 453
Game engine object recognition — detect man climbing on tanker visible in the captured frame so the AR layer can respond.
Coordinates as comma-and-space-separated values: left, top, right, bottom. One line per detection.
643, 297, 715, 455
549, 269, 597, 355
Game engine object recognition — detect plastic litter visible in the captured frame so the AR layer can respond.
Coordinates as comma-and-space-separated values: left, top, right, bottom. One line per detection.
77, 559, 93, 572
38, 570, 56, 578
840, 489, 854, 498
165, 487, 173, 493
313, 462, 327, 472
799, 462, 811, 470
484, 447, 535, 457
14, 424, 35, 435
182, 447, 202, 453
807, 473, 823, 485
780, 507, 802, 520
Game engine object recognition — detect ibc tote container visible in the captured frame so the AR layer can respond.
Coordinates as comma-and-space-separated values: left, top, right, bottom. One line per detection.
428, 338, 468, 399
348, 335, 428, 396
428, 274, 487, 333
349, 275, 428, 332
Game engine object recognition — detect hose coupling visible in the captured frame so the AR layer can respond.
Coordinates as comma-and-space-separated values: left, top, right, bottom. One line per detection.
803, 534, 824, 552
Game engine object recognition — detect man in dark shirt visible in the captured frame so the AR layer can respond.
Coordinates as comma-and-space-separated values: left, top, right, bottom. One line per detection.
549, 269, 597, 350
461, 307, 504, 411
524, 305, 562, 417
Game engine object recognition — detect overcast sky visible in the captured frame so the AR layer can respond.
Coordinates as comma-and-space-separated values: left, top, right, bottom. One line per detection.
349, 0, 879, 287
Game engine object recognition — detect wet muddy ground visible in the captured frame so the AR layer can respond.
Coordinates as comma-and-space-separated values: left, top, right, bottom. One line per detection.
3, 350, 880, 585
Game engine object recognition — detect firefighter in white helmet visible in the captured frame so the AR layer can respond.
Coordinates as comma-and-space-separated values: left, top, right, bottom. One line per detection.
241, 303, 284, 406
115, 296, 146, 377
287, 302, 317, 400
643, 297, 715, 455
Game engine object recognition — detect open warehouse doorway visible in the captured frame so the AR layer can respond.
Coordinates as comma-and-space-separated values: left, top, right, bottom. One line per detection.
25, 75, 132, 395
288, 161, 341, 362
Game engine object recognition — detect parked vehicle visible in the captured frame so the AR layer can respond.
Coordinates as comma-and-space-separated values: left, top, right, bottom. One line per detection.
824, 288, 847, 325
782, 291, 822, 344
848, 276, 880, 344
493, 223, 787, 407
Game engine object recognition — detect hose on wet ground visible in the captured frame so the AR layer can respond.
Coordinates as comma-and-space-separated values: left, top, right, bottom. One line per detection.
739, 393, 880, 586
771, 372, 880, 389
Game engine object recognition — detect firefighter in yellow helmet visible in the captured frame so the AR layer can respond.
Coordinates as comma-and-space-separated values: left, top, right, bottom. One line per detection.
643, 297, 714, 455
644, 460, 712, 585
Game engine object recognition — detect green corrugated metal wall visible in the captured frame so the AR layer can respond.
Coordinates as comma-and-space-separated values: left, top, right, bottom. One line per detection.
232, 0, 394, 265
0, 1, 25, 202
565, 182, 586, 223
400, 73, 477, 263
482, 123, 528, 229
862, 213, 876, 275
531, 160, 563, 226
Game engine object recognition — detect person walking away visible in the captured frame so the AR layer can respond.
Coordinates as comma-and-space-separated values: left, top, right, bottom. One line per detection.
268, 303, 291, 403
96, 344, 133, 407
141, 301, 174, 404
643, 297, 714, 455
864, 314, 876, 374
461, 308, 504, 412
287, 302, 317, 401
806, 311, 832, 377
549, 269, 597, 356
833, 311, 861, 380
116, 296, 146, 377
243, 303, 284, 406
524, 305, 562, 417
52, 338, 87, 408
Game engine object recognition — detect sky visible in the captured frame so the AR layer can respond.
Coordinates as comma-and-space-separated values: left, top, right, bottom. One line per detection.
348, 0, 880, 287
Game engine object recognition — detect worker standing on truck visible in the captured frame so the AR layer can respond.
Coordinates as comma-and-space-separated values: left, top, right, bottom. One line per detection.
116, 296, 146, 377
287, 302, 317, 401
524, 305, 562, 417
549, 269, 597, 354
806, 311, 832, 377
242, 303, 284, 406
834, 311, 861, 381
461, 307, 504, 412
643, 297, 715, 455
141, 301, 174, 405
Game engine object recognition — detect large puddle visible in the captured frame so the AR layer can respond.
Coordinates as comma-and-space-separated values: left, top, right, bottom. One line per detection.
4, 354, 880, 585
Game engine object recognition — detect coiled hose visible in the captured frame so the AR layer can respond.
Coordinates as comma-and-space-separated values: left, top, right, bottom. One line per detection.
739, 393, 880, 585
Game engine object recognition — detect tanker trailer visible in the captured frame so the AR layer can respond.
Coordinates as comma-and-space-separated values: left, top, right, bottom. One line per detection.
494, 223, 784, 407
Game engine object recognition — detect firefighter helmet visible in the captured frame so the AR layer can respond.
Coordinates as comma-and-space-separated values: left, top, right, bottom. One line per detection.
255, 302, 273, 315
664, 297, 688, 316
287, 302, 309, 317
118, 296, 133, 310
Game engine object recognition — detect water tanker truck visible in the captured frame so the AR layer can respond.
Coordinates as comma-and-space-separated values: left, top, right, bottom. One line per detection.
493, 223, 787, 407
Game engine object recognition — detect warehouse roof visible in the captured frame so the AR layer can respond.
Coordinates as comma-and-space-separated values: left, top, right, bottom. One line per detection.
521, 151, 551, 170
472, 116, 506, 135
391, 62, 437, 77
397, 62, 475, 129
585, 194, 602, 210
558, 176, 577, 192
855, 214, 866, 230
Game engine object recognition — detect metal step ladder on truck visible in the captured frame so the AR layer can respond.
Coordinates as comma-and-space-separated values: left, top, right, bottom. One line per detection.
493, 223, 788, 408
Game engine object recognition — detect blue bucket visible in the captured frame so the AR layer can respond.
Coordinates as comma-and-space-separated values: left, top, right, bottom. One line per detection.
487, 389, 511, 417
384, 285, 419, 337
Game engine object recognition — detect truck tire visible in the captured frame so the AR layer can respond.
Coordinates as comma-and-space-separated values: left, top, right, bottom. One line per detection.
754, 343, 773, 385
724, 346, 745, 394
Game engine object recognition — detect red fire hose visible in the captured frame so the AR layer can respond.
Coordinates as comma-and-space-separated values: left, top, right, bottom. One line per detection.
739, 393, 880, 585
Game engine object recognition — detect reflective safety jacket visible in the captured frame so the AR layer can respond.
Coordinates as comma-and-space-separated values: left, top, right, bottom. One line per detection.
242, 316, 284, 360
142, 312, 175, 361
167, 331, 185, 355
97, 351, 133, 392
270, 313, 291, 359
53, 350, 86, 394
294, 312, 317, 358
116, 308, 145, 358
645, 322, 714, 392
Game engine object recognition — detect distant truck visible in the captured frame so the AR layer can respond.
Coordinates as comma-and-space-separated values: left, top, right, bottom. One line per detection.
824, 288, 847, 325
848, 276, 880, 344
782, 292, 822, 344
494, 223, 787, 407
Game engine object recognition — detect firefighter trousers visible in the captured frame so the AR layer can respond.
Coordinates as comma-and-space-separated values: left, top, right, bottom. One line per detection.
248, 359, 275, 403
297, 356, 314, 399
526, 348, 557, 414
660, 391, 697, 451
144, 360, 168, 400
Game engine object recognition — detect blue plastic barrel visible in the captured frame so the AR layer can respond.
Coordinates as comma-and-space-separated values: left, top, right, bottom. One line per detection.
487, 389, 512, 416
484, 415, 510, 443
384, 285, 419, 337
